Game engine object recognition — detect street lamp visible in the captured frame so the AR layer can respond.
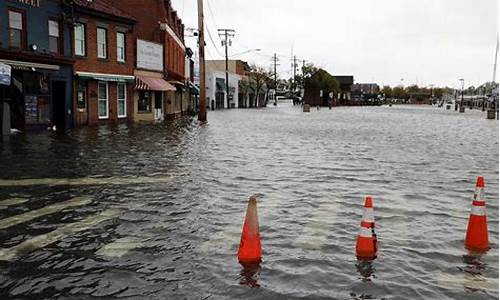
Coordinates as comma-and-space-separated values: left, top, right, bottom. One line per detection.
229, 49, 261, 58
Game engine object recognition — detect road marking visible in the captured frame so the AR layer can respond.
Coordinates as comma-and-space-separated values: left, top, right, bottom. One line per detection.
0, 197, 92, 230
294, 199, 339, 250
436, 272, 499, 292
0, 175, 176, 187
0, 198, 28, 210
95, 237, 145, 258
0, 208, 122, 262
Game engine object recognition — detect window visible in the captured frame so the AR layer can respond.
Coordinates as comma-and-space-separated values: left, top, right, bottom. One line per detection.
117, 83, 127, 118
116, 32, 125, 62
48, 20, 60, 54
74, 23, 85, 56
138, 91, 151, 112
9, 10, 24, 49
98, 82, 108, 119
97, 27, 107, 59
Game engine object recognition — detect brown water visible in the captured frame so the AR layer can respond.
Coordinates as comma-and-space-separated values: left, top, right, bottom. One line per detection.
0, 102, 498, 299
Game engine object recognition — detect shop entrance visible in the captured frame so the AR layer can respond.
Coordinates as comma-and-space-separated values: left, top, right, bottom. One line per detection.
52, 81, 66, 129
154, 91, 163, 121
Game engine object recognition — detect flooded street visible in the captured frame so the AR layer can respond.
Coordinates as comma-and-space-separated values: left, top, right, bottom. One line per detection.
0, 102, 498, 299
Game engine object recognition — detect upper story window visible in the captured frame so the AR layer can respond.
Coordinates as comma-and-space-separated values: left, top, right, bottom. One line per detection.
9, 10, 25, 49
74, 23, 86, 56
97, 27, 107, 59
116, 32, 125, 62
48, 20, 60, 54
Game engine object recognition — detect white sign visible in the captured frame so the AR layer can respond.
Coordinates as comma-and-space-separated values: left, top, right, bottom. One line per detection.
137, 39, 163, 72
0, 63, 11, 86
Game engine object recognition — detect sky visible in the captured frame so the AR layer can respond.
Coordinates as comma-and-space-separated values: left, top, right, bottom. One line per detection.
171, 0, 498, 88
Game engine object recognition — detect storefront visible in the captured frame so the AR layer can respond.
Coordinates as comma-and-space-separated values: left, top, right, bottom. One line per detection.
134, 71, 176, 122
0, 59, 73, 131
74, 72, 134, 126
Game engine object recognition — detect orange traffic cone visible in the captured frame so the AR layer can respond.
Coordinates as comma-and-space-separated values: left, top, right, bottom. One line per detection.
465, 177, 489, 252
356, 196, 377, 260
238, 196, 262, 264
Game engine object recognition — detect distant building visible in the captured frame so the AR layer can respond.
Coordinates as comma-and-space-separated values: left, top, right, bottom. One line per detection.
334, 76, 354, 105
205, 59, 250, 109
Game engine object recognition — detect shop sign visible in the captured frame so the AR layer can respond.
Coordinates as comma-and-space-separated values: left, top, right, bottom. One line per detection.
18, 0, 40, 7
137, 39, 163, 72
0, 63, 11, 86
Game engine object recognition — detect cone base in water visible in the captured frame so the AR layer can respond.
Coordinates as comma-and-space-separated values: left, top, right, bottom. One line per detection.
356, 236, 377, 261
465, 215, 489, 252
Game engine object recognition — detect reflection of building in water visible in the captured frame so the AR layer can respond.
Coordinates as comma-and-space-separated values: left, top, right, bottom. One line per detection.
239, 263, 261, 288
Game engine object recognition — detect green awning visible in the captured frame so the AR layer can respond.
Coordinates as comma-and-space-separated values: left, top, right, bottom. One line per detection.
76, 72, 134, 83
189, 82, 199, 95
216, 78, 226, 91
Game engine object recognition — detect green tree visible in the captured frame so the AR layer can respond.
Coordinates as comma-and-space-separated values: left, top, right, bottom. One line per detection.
248, 64, 273, 107
382, 86, 393, 98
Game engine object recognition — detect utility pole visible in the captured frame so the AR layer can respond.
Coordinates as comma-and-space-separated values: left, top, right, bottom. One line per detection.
272, 53, 279, 90
292, 55, 297, 96
197, 0, 207, 122
218, 29, 235, 109
493, 36, 499, 83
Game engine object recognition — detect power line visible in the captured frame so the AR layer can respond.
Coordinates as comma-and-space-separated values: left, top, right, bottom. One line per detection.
205, 0, 220, 40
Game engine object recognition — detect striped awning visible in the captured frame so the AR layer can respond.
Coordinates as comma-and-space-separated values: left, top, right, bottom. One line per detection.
135, 75, 176, 91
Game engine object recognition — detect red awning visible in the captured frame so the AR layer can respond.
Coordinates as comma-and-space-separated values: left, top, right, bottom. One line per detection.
135, 75, 176, 91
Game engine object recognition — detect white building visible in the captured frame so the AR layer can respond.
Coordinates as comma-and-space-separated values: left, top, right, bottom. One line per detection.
206, 70, 241, 109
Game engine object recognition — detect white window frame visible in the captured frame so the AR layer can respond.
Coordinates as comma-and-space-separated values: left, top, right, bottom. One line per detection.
74, 23, 85, 56
98, 82, 109, 119
117, 83, 127, 118
116, 32, 125, 62
97, 27, 107, 59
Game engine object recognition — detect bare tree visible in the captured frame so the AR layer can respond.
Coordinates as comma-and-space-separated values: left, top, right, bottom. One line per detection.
248, 64, 273, 107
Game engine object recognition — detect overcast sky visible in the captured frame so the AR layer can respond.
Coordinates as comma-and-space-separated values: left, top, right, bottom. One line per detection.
172, 0, 498, 88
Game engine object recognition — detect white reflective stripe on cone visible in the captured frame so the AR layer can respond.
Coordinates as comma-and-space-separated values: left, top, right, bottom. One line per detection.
471, 205, 486, 216
474, 188, 484, 201
358, 226, 373, 238
362, 207, 374, 223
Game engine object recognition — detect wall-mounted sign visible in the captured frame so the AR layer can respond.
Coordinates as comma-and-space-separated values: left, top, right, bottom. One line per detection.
137, 39, 163, 72
0, 63, 11, 86
18, 0, 40, 7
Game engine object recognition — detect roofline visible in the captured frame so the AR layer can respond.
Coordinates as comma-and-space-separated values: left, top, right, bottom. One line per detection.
74, 6, 137, 25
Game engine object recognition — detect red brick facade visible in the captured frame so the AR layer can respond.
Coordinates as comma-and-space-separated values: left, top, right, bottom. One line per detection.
72, 0, 136, 126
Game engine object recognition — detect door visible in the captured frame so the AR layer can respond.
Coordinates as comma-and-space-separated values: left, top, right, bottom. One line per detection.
154, 91, 163, 121
51, 80, 66, 129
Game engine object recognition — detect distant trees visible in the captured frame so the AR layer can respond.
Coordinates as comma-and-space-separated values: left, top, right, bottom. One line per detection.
248, 64, 273, 107
382, 86, 393, 98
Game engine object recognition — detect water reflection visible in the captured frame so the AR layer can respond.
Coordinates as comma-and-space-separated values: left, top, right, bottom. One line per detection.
356, 260, 376, 281
460, 253, 488, 293
239, 262, 261, 288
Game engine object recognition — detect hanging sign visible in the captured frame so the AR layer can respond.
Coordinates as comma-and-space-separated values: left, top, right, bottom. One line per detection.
0, 63, 11, 86
18, 0, 40, 7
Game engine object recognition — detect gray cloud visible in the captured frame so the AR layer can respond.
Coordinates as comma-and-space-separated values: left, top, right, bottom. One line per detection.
173, 0, 498, 87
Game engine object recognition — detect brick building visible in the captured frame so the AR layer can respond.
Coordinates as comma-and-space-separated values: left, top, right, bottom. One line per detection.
72, 0, 137, 126
0, 0, 74, 131
110, 0, 187, 120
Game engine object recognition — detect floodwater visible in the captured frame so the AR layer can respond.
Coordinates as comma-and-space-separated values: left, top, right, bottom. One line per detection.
0, 102, 498, 299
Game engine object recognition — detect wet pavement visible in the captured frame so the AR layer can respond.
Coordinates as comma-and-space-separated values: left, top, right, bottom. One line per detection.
0, 102, 498, 299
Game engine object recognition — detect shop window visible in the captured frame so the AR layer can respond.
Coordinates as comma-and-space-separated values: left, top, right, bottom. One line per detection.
48, 20, 60, 54
97, 27, 107, 59
138, 91, 151, 112
98, 82, 108, 119
9, 10, 25, 49
74, 23, 86, 56
117, 32, 125, 62
117, 83, 126, 118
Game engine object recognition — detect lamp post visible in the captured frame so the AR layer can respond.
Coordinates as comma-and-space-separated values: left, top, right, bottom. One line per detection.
459, 78, 465, 113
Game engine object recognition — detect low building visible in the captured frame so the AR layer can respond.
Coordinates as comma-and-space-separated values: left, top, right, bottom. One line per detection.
0, 0, 74, 131
352, 83, 380, 101
206, 59, 250, 109
334, 75, 354, 105
72, 0, 137, 126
